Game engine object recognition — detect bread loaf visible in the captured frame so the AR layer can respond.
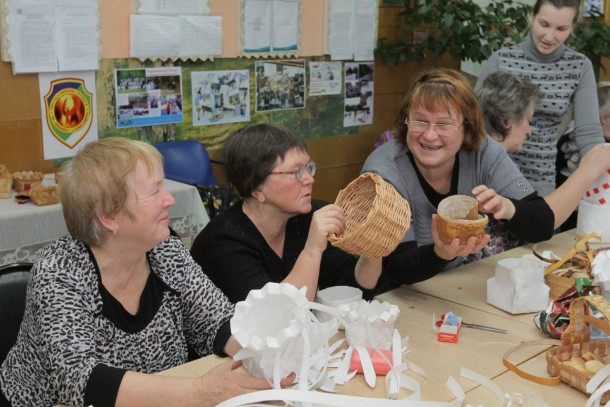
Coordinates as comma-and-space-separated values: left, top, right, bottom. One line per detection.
0, 165, 12, 199
29, 184, 59, 206
13, 171, 43, 193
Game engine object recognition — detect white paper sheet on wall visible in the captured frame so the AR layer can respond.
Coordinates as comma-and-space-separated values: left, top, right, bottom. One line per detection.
239, 0, 301, 58
132, 0, 210, 15
55, 6, 99, 71
130, 13, 222, 60
328, 0, 378, 61
130, 15, 180, 58
329, 0, 353, 60
2, 0, 100, 73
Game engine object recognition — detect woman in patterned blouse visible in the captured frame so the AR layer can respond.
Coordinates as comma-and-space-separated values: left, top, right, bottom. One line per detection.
0, 138, 285, 407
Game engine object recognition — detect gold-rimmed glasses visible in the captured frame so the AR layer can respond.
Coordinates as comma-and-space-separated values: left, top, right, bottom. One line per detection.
269, 161, 316, 182
405, 120, 463, 137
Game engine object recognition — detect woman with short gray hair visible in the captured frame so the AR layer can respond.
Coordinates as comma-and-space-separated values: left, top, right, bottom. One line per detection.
477, 71, 542, 151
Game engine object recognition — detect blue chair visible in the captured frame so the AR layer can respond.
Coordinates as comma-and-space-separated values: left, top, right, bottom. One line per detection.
0, 262, 32, 365
153, 140, 218, 186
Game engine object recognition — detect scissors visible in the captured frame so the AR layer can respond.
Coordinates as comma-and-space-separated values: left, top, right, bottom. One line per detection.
436, 314, 508, 334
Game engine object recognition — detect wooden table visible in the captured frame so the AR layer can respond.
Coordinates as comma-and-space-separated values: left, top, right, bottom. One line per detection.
161, 230, 589, 405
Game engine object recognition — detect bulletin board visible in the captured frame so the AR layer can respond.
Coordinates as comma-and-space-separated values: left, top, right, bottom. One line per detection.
96, 57, 355, 150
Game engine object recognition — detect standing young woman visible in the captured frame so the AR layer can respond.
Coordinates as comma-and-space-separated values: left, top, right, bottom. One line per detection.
475, 0, 604, 197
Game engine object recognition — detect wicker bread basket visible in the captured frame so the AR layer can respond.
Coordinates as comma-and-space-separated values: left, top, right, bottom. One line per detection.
437, 195, 488, 245
12, 170, 43, 193
547, 295, 610, 402
328, 172, 411, 259
0, 165, 13, 199
29, 184, 59, 206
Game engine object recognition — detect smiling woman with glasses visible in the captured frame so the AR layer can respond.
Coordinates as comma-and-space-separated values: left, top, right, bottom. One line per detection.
357, 68, 610, 290
190, 123, 385, 304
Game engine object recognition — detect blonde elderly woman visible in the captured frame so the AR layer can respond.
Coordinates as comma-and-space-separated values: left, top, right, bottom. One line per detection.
0, 138, 286, 407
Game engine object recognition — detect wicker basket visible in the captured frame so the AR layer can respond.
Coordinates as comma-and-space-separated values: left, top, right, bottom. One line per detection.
534, 233, 600, 299
29, 184, 59, 206
437, 195, 488, 245
328, 172, 411, 259
12, 170, 43, 193
547, 295, 610, 402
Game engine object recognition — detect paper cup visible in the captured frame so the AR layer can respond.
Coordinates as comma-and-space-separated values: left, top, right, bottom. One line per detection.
437, 195, 488, 245
315, 286, 362, 327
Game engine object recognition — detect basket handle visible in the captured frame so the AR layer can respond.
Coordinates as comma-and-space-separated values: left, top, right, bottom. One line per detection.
542, 233, 600, 276
561, 296, 610, 346
502, 339, 562, 385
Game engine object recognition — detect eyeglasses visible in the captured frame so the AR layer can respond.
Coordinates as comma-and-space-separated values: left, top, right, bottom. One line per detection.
405, 120, 463, 137
269, 161, 316, 182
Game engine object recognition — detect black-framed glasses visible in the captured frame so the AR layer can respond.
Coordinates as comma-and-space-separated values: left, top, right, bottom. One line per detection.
269, 161, 316, 182
405, 120, 463, 137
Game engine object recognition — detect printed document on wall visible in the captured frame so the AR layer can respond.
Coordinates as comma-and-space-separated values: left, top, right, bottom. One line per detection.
7, 0, 99, 73
55, 6, 99, 71
134, 0, 210, 15
243, 0, 272, 52
179, 15, 222, 57
272, 0, 299, 51
130, 15, 180, 58
353, 0, 376, 61
10, 4, 57, 73
329, 0, 353, 60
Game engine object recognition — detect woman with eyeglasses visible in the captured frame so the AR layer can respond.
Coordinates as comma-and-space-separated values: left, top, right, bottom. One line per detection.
190, 123, 383, 303
475, 0, 604, 198
362, 68, 568, 277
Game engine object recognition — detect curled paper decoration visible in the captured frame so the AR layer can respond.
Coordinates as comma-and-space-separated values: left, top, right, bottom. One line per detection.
231, 283, 340, 383
339, 299, 400, 349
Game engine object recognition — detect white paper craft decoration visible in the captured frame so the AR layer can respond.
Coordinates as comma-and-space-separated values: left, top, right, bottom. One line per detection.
578, 169, 610, 241
231, 283, 340, 384
487, 254, 549, 314
339, 299, 400, 349
225, 283, 509, 407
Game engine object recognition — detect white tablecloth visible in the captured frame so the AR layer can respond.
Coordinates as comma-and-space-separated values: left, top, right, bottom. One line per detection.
0, 179, 209, 265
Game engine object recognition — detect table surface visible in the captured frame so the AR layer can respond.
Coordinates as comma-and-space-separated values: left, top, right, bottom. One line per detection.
161, 229, 590, 405
0, 178, 209, 265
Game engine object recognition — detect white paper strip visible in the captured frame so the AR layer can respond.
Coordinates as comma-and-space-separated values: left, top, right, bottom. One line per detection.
355, 346, 376, 388
460, 368, 504, 402
217, 386, 465, 407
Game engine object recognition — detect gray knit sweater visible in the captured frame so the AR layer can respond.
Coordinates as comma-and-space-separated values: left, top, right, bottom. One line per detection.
475, 33, 604, 196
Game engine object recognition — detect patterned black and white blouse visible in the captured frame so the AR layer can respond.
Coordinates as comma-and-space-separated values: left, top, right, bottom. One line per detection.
0, 235, 234, 407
